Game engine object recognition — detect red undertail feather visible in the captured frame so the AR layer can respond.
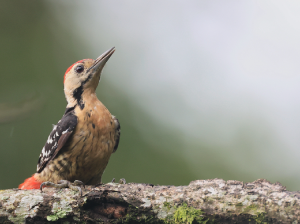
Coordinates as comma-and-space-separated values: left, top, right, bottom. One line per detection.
19, 174, 42, 189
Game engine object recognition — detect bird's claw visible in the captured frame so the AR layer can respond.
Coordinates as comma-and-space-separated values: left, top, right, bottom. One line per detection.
73, 180, 85, 188
40, 180, 84, 196
119, 178, 126, 184
111, 178, 126, 184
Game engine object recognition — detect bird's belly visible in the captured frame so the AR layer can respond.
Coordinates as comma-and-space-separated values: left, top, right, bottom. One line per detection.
66, 126, 114, 183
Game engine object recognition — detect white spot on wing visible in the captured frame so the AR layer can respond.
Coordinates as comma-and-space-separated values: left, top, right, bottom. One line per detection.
62, 129, 68, 134
47, 135, 53, 144
41, 146, 50, 158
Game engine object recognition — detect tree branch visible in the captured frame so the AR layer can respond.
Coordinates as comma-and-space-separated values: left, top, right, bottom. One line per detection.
0, 179, 299, 223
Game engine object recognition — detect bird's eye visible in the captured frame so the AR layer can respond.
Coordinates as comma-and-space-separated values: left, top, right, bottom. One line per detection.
75, 65, 84, 73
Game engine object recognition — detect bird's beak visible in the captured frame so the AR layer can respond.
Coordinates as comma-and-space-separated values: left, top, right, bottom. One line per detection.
87, 47, 115, 74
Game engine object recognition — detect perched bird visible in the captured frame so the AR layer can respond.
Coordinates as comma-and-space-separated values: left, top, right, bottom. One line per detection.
19, 47, 120, 191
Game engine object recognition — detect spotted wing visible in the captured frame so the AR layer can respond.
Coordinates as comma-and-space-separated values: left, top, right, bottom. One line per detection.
36, 109, 77, 173
112, 116, 120, 153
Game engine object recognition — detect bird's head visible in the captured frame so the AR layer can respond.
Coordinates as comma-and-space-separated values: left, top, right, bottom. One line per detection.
63, 47, 115, 108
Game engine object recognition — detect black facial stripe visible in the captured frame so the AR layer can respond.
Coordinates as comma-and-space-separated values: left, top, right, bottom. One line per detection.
72, 74, 92, 110
73, 85, 83, 107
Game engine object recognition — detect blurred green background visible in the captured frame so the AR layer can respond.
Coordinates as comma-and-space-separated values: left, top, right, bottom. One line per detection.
1, 1, 300, 191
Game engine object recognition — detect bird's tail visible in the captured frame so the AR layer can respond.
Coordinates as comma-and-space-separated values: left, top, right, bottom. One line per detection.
19, 174, 42, 189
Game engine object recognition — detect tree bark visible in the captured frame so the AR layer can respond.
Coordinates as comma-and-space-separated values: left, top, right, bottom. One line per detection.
0, 178, 299, 223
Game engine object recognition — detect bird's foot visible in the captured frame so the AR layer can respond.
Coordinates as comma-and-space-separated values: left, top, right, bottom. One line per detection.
40, 180, 85, 196
111, 178, 126, 184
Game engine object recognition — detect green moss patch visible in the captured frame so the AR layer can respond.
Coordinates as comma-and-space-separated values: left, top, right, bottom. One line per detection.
47, 208, 67, 221
164, 203, 208, 224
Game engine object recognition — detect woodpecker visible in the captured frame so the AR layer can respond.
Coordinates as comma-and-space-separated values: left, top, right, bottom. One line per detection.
19, 47, 120, 191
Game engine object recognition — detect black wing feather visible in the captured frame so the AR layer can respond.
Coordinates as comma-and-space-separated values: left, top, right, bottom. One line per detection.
112, 116, 120, 153
37, 108, 77, 173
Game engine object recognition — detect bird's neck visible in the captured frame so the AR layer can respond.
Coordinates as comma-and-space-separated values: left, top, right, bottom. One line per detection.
66, 88, 99, 110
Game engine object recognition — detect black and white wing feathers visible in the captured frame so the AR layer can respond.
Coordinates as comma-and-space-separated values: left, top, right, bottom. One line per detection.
37, 109, 77, 173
